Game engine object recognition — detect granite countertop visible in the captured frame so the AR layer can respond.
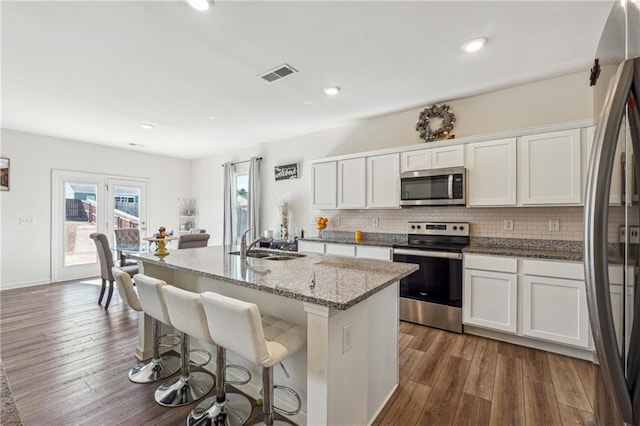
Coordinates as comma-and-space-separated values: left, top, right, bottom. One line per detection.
128, 246, 417, 310
463, 238, 584, 261
300, 231, 406, 248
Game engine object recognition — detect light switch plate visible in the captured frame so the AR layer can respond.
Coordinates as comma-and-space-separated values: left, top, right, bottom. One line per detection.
19, 216, 34, 225
372, 218, 379, 227
549, 220, 560, 232
504, 219, 513, 231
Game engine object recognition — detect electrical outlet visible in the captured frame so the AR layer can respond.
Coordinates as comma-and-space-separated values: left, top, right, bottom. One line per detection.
334, 217, 341, 227
343, 323, 353, 353
549, 220, 560, 232
372, 218, 379, 227
630, 226, 640, 244
19, 217, 34, 225
504, 219, 514, 231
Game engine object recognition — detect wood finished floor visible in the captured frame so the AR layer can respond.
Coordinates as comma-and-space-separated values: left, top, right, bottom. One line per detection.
0, 280, 597, 425
373, 321, 597, 426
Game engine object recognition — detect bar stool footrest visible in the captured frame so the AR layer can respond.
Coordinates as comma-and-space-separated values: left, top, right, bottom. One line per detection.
259, 385, 302, 416
225, 364, 252, 385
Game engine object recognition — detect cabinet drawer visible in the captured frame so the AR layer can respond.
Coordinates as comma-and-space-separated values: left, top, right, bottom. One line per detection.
356, 246, 391, 260
325, 243, 356, 257
297, 241, 325, 254
522, 259, 584, 280
464, 254, 517, 273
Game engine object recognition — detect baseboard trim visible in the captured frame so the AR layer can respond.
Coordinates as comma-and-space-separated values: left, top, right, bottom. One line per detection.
0, 279, 52, 291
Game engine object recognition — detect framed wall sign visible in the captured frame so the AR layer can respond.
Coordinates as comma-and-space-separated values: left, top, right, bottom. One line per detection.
0, 157, 9, 191
274, 162, 299, 181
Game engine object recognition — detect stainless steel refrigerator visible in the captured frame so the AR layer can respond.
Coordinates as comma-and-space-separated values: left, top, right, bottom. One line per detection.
585, 1, 640, 425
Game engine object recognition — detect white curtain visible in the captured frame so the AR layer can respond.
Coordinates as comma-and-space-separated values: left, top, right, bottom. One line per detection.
247, 157, 261, 241
222, 162, 234, 246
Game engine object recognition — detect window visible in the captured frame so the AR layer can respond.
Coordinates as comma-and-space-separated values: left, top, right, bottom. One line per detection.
232, 164, 249, 244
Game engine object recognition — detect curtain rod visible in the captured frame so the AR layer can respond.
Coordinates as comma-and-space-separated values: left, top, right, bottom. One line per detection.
221, 157, 263, 167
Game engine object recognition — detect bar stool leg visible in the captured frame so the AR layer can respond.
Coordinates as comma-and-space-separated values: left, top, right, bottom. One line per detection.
154, 333, 214, 407
128, 318, 180, 383
188, 346, 252, 426
255, 366, 293, 426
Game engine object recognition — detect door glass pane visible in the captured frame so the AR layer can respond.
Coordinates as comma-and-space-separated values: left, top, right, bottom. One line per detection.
113, 185, 141, 230
234, 173, 249, 244
64, 182, 98, 266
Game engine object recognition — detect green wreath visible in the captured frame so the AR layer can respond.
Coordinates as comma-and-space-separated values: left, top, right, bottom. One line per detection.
415, 104, 456, 142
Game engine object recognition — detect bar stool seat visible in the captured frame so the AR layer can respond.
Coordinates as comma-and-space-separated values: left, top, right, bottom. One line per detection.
161, 285, 253, 425
135, 274, 214, 407
112, 268, 180, 383
200, 292, 306, 426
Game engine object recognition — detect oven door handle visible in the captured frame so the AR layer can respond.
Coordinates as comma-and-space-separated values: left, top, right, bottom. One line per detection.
393, 248, 462, 259
448, 174, 454, 199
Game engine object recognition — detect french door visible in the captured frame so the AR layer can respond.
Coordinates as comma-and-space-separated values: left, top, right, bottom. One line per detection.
52, 170, 148, 282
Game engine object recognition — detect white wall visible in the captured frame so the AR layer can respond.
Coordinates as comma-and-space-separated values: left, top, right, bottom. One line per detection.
193, 71, 595, 244
0, 129, 192, 289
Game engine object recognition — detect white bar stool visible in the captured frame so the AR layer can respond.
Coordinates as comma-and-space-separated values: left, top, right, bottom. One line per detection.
134, 274, 214, 407
112, 268, 180, 383
161, 285, 253, 426
200, 292, 306, 426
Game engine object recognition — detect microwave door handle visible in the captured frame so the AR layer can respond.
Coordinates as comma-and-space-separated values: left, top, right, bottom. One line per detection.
585, 57, 636, 424
448, 174, 453, 199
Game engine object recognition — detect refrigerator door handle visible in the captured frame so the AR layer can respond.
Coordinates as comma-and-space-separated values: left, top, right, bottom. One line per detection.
585, 57, 638, 424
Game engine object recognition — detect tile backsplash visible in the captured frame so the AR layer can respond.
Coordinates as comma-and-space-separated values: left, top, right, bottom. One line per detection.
317, 206, 629, 243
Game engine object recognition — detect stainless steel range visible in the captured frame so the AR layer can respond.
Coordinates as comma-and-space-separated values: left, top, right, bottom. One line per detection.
393, 221, 469, 333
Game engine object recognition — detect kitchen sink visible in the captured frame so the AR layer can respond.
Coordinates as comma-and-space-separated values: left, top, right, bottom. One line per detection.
228, 250, 305, 260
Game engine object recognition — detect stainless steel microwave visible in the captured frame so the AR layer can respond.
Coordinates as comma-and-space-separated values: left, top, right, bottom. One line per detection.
400, 167, 466, 206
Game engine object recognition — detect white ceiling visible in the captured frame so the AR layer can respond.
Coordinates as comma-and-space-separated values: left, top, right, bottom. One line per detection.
1, 1, 613, 160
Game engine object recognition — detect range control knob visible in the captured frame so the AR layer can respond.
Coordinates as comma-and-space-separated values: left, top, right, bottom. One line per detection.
460, 226, 465, 231
416, 225, 421, 229
452, 226, 458, 230
410, 225, 415, 230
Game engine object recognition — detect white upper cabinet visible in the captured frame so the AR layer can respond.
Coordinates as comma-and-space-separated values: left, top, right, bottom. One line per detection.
400, 149, 431, 172
431, 145, 464, 169
367, 153, 400, 208
519, 129, 582, 205
337, 158, 366, 209
400, 145, 464, 172
465, 138, 517, 206
311, 162, 337, 210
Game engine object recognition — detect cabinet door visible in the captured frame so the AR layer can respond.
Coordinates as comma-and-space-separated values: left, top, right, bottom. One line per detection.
522, 275, 589, 348
337, 158, 366, 209
519, 129, 582, 205
431, 145, 464, 169
463, 269, 517, 333
367, 154, 400, 208
298, 240, 325, 254
400, 149, 431, 172
311, 162, 337, 210
465, 138, 517, 206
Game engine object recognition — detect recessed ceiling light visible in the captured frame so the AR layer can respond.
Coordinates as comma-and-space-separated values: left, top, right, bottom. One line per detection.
129, 143, 146, 148
462, 37, 488, 53
208, 116, 216, 120
140, 123, 154, 130
302, 101, 313, 105
186, 0, 210, 11
323, 87, 341, 96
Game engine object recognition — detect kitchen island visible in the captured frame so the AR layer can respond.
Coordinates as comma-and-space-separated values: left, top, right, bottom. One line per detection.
129, 246, 417, 426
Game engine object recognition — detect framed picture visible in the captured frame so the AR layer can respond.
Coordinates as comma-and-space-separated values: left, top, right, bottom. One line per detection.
0, 157, 9, 191
274, 162, 299, 181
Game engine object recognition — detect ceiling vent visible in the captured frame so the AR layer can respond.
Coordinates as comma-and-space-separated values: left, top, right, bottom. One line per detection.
259, 63, 298, 82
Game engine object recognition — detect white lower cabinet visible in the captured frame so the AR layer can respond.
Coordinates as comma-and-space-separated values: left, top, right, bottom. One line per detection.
521, 275, 589, 348
298, 241, 391, 261
325, 243, 356, 257
464, 254, 593, 350
463, 269, 518, 333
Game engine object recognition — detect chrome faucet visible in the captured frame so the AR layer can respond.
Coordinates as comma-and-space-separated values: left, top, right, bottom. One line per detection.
240, 228, 265, 259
